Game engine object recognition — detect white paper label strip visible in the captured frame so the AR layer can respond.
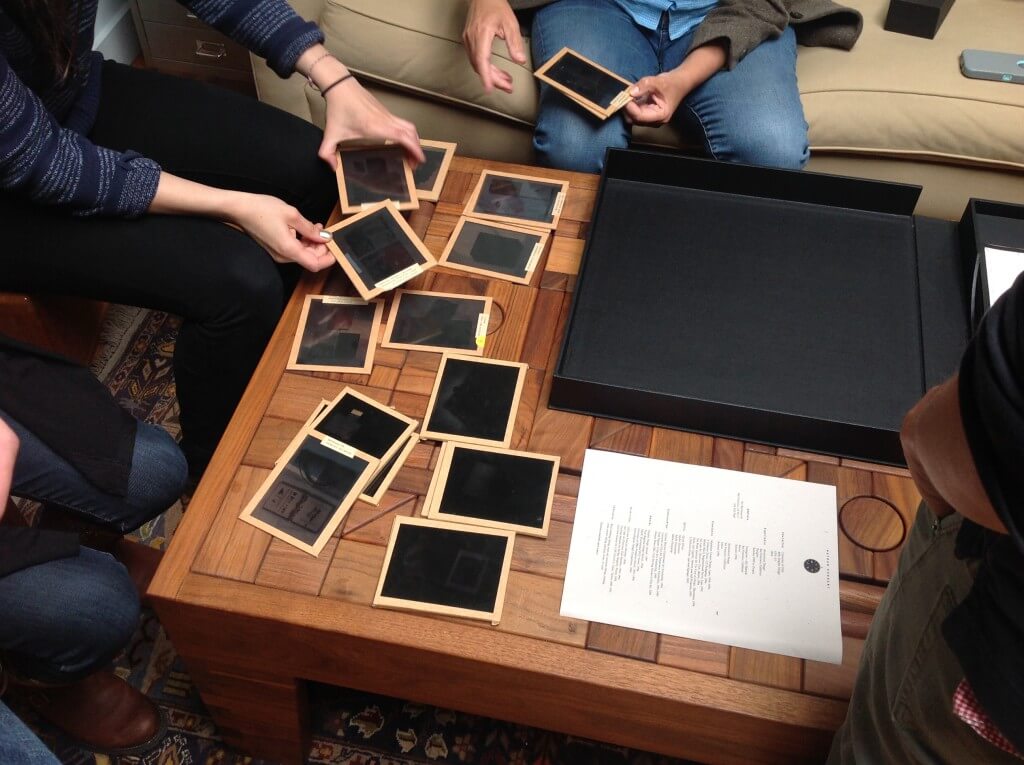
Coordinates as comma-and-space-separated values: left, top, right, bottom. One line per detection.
475, 313, 490, 348
525, 243, 543, 273
375, 264, 421, 292
610, 90, 632, 110
321, 295, 362, 305
320, 437, 356, 458
552, 192, 566, 218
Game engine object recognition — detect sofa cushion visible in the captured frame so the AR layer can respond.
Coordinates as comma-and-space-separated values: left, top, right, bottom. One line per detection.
320, 0, 1023, 171
797, 0, 1024, 171
319, 0, 538, 124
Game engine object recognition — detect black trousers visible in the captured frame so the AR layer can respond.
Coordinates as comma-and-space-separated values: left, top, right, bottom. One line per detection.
0, 61, 336, 473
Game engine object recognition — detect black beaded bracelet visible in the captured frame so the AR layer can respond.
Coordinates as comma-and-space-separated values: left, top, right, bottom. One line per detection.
320, 73, 355, 97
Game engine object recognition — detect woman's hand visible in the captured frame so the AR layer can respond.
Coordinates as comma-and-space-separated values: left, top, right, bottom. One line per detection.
296, 45, 424, 170
625, 43, 726, 127
463, 0, 527, 94
0, 418, 20, 514
224, 193, 335, 272
149, 173, 334, 272
625, 71, 692, 126
320, 81, 424, 171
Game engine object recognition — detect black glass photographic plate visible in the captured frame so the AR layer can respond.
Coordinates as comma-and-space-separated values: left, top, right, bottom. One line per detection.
467, 171, 566, 229
422, 356, 527, 447
312, 388, 415, 461
242, 435, 374, 555
288, 296, 382, 373
541, 49, 629, 111
374, 517, 514, 622
413, 140, 456, 201
441, 219, 546, 284
338, 145, 416, 212
431, 444, 558, 537
328, 203, 434, 297
384, 290, 490, 354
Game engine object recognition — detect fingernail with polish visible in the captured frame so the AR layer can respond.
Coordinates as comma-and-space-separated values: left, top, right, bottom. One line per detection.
319, 230, 333, 241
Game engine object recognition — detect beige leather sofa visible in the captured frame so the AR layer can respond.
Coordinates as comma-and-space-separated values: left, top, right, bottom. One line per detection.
254, 0, 1024, 220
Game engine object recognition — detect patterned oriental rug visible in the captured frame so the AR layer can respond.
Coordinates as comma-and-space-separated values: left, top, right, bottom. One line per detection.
16, 306, 694, 765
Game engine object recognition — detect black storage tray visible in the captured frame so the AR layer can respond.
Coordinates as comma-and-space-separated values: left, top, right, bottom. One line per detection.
550, 149, 975, 465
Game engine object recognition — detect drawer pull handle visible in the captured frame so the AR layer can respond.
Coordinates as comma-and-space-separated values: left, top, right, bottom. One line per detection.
194, 40, 227, 59
185, 11, 198, 18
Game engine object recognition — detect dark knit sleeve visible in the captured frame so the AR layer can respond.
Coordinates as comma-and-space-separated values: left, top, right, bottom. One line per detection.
958, 272, 1024, 553
183, 0, 324, 78
0, 54, 160, 218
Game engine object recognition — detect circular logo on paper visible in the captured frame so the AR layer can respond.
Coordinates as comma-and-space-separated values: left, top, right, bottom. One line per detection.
804, 559, 821, 574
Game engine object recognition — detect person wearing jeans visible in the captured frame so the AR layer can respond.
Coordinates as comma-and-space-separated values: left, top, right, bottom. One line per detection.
0, 338, 188, 755
462, 0, 863, 173
0, 702, 60, 765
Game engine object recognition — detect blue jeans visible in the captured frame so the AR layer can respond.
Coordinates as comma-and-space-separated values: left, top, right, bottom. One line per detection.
0, 410, 181, 684
0, 547, 139, 684
1, 409, 187, 534
0, 702, 60, 765
531, 0, 809, 172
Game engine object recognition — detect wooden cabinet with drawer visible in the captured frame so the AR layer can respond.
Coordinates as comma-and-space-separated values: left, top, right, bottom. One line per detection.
130, 0, 255, 87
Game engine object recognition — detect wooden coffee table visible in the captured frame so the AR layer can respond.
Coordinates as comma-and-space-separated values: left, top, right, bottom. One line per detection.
150, 157, 920, 765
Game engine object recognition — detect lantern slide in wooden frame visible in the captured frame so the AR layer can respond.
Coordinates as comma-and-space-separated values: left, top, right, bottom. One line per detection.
438, 217, 550, 286
336, 144, 418, 214
534, 47, 633, 120
464, 170, 569, 231
240, 432, 379, 556
373, 515, 515, 624
360, 433, 420, 506
420, 441, 450, 517
425, 443, 558, 538
420, 354, 528, 448
310, 387, 419, 503
413, 140, 457, 202
287, 295, 384, 373
382, 290, 492, 356
326, 201, 437, 300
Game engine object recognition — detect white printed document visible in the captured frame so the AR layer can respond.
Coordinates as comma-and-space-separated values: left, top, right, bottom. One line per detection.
984, 246, 1024, 307
560, 449, 843, 663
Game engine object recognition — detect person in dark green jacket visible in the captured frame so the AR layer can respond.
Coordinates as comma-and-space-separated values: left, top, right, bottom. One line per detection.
463, 0, 861, 172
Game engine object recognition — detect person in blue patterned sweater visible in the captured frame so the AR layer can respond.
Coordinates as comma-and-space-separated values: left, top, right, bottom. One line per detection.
0, 0, 424, 477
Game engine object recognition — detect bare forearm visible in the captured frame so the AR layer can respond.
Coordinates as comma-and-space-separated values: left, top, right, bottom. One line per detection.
627, 42, 727, 125
147, 172, 245, 223
667, 42, 727, 93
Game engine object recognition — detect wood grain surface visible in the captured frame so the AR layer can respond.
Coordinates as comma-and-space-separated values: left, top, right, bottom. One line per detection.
150, 156, 919, 765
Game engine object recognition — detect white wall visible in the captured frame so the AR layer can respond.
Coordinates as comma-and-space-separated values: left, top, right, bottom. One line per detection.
94, 0, 140, 63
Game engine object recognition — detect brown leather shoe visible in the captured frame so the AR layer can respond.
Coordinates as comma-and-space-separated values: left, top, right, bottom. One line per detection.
23, 670, 166, 756
113, 538, 164, 605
